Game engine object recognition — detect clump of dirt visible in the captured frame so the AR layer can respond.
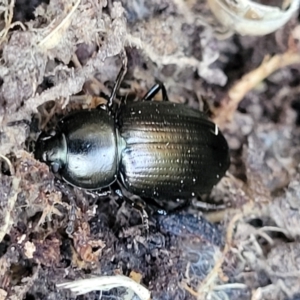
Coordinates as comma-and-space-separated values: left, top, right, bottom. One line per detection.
0, 0, 300, 300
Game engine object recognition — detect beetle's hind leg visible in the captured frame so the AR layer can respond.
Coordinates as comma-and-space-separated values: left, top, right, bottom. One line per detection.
142, 81, 169, 102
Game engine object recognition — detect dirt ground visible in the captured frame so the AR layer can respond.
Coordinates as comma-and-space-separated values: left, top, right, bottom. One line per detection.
1, 0, 300, 299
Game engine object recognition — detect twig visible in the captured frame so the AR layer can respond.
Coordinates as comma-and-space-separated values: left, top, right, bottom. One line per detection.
213, 51, 300, 126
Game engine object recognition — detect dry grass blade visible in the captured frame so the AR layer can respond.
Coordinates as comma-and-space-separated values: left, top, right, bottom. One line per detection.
57, 275, 151, 300
208, 0, 300, 36
38, 0, 81, 50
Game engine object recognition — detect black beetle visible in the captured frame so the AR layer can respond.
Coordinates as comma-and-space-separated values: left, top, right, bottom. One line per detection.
35, 65, 230, 210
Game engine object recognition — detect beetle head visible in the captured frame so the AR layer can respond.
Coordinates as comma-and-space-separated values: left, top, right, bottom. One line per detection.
35, 130, 67, 173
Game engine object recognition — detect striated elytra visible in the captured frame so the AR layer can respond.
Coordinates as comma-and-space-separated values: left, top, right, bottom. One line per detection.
35, 66, 230, 210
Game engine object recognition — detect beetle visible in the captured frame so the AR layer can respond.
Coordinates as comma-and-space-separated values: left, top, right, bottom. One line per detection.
35, 65, 230, 211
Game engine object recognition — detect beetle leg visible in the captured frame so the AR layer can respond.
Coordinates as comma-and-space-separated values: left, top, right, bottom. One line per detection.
106, 52, 128, 113
142, 81, 169, 102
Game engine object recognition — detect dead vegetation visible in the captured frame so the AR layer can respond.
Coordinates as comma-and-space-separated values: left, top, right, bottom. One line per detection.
0, 0, 300, 299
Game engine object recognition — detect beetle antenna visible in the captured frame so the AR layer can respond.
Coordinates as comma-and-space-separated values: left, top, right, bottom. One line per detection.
107, 51, 128, 113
